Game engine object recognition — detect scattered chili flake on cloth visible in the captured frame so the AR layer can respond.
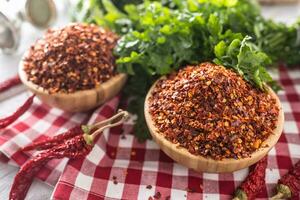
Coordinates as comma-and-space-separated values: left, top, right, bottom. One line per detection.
0, 66, 299, 199
149, 62, 280, 160
23, 23, 118, 93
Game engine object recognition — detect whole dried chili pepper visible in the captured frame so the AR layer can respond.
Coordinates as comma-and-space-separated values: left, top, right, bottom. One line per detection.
21, 126, 83, 151
233, 156, 268, 200
10, 135, 92, 200
271, 160, 300, 200
0, 95, 35, 129
0, 75, 21, 93
10, 110, 129, 200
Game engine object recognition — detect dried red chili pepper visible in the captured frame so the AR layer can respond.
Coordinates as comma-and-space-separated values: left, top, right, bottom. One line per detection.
0, 75, 21, 93
271, 160, 300, 200
21, 126, 83, 151
233, 156, 268, 200
10, 135, 92, 200
10, 110, 129, 200
0, 95, 35, 129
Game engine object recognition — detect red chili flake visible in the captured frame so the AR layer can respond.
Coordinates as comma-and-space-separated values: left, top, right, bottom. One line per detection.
146, 185, 152, 189
121, 134, 127, 139
153, 192, 162, 199
112, 176, 117, 180
199, 184, 203, 191
165, 196, 170, 200
131, 151, 136, 156
148, 63, 279, 160
0, 75, 21, 93
110, 151, 116, 157
23, 23, 118, 93
113, 180, 118, 185
186, 187, 196, 193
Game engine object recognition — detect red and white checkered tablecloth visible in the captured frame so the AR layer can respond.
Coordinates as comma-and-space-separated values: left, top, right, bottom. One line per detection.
0, 66, 299, 200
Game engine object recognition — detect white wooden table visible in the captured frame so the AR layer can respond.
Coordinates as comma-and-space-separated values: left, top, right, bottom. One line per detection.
0, 1, 299, 199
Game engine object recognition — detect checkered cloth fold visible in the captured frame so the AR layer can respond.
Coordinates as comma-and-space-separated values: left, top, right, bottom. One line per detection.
0, 66, 300, 200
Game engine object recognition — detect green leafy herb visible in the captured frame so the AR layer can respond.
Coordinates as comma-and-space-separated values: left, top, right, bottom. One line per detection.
73, 0, 299, 141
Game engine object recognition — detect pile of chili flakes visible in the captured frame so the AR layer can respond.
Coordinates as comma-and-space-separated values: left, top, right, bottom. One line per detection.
148, 63, 279, 160
23, 23, 118, 93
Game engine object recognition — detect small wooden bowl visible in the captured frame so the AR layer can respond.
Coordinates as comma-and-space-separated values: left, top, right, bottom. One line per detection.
144, 78, 284, 173
19, 60, 127, 112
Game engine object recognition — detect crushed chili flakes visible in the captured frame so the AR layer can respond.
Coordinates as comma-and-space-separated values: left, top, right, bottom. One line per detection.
146, 185, 153, 189
199, 184, 203, 191
121, 134, 127, 139
148, 63, 279, 160
186, 187, 196, 193
110, 151, 116, 157
131, 151, 136, 156
23, 23, 118, 93
112, 176, 118, 184
153, 192, 162, 199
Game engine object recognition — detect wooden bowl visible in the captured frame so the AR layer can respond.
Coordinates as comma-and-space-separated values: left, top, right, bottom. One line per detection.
144, 78, 284, 173
19, 60, 127, 112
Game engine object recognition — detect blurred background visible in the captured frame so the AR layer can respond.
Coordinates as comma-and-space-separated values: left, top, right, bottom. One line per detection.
1, 0, 300, 75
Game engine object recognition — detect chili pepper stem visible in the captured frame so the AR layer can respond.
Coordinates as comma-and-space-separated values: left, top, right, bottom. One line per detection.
83, 134, 93, 145
271, 184, 292, 199
92, 110, 129, 130
270, 193, 284, 200
233, 189, 247, 200
83, 110, 129, 145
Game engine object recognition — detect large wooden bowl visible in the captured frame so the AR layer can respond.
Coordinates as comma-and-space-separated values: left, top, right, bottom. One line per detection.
19, 60, 127, 112
144, 78, 284, 173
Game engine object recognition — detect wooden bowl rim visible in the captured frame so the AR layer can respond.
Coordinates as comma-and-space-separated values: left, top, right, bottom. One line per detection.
18, 56, 127, 98
144, 76, 284, 165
